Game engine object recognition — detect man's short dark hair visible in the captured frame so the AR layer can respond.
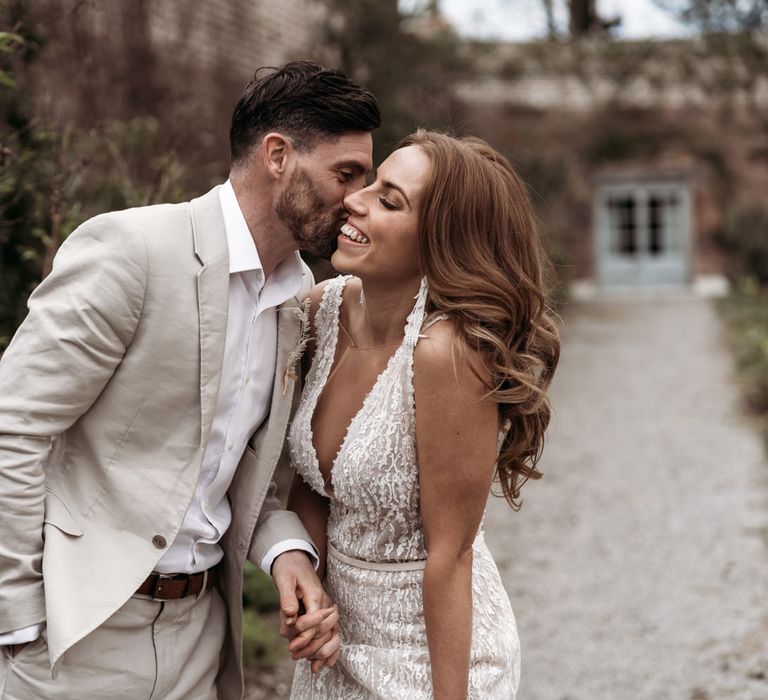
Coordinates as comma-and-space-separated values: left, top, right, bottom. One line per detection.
229, 60, 381, 164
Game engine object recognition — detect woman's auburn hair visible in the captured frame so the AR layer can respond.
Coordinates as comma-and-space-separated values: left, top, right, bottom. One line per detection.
398, 129, 560, 509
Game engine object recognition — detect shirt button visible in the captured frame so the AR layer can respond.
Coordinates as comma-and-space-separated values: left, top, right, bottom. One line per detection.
152, 535, 167, 549
227, 442, 234, 450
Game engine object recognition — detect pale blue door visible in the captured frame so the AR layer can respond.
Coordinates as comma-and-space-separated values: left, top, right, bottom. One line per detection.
595, 181, 692, 287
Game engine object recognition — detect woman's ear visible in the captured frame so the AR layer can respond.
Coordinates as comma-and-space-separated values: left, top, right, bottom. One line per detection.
261, 132, 293, 181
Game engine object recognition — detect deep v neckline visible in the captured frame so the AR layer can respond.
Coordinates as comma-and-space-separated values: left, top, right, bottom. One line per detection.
306, 276, 427, 497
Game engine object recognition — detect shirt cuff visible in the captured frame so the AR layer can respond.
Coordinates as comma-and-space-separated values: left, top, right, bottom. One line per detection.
260, 539, 319, 576
0, 623, 44, 645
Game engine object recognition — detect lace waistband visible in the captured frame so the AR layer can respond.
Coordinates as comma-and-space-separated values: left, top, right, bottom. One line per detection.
327, 542, 427, 571
327, 532, 486, 572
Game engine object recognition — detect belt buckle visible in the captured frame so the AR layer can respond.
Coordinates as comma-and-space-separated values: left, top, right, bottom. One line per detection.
152, 572, 189, 599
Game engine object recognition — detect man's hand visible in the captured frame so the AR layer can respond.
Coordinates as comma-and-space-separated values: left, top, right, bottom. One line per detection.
272, 550, 340, 672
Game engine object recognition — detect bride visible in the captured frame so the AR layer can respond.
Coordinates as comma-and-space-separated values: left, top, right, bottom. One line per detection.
285, 130, 560, 699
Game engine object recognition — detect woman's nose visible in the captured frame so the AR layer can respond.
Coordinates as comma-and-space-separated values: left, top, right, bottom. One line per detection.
343, 186, 368, 215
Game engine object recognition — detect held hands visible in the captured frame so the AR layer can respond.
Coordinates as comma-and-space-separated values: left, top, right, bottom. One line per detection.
284, 592, 340, 673
272, 550, 340, 673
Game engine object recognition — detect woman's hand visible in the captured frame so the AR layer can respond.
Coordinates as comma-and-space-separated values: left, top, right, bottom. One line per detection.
283, 593, 341, 672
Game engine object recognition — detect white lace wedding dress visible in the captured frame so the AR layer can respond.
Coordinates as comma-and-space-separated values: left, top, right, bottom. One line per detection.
288, 275, 520, 699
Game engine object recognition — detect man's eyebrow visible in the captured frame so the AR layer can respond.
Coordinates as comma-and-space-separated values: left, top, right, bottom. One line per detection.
381, 179, 411, 208
334, 160, 369, 174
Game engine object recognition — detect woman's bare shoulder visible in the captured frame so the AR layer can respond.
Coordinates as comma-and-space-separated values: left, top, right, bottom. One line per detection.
305, 277, 334, 305
304, 275, 364, 335
413, 318, 491, 400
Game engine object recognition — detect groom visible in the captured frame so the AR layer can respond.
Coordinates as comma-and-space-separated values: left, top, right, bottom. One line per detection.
0, 61, 378, 698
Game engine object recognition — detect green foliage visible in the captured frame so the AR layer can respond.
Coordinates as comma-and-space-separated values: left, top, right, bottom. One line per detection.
0, 12, 189, 350
0, 114, 189, 349
0, 31, 22, 87
718, 201, 768, 285
241, 561, 285, 671
243, 561, 281, 612
241, 608, 285, 670
718, 279, 768, 414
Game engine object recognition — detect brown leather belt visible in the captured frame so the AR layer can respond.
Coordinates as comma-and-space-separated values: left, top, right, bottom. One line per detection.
135, 568, 217, 600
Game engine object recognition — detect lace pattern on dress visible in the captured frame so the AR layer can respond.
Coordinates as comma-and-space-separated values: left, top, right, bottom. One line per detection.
288, 275, 520, 699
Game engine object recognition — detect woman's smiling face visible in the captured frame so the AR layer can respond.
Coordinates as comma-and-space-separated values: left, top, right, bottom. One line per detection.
331, 145, 432, 285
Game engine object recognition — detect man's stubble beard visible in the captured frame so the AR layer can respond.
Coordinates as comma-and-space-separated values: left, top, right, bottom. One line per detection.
275, 168, 343, 259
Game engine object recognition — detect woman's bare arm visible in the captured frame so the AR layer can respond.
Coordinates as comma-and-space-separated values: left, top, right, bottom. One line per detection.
414, 322, 498, 700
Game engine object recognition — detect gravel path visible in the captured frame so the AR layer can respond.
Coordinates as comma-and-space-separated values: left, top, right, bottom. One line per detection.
484, 296, 768, 700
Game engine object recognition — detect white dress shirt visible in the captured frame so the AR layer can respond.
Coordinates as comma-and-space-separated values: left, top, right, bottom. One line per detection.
0, 181, 316, 645
156, 180, 316, 574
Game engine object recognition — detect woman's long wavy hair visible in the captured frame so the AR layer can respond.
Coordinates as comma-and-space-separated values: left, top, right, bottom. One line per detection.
398, 130, 560, 509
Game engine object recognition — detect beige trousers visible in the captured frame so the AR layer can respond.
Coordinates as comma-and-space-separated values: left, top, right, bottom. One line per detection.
0, 588, 226, 700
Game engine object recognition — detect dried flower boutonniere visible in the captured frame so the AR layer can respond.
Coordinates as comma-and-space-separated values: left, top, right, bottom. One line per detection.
283, 298, 311, 396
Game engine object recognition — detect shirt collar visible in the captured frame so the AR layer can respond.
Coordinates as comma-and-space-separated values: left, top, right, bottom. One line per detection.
219, 179, 262, 274
219, 179, 303, 299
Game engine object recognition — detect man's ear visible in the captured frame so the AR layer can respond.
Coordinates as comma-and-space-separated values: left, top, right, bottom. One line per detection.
262, 132, 293, 181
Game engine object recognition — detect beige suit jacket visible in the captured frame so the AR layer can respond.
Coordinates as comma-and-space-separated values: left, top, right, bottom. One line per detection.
0, 186, 313, 699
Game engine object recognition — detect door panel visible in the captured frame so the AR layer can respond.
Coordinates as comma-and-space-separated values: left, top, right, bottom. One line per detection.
596, 182, 691, 287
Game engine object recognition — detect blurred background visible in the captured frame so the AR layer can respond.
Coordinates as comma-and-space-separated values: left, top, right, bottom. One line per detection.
2, 1, 768, 698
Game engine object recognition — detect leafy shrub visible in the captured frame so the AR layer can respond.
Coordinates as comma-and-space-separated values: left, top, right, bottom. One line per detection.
0, 22, 190, 351
241, 608, 285, 670
718, 279, 768, 413
718, 202, 768, 285
243, 561, 281, 612
241, 561, 286, 671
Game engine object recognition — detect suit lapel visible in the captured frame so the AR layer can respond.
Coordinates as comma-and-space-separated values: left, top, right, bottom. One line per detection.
190, 187, 230, 445
253, 298, 302, 454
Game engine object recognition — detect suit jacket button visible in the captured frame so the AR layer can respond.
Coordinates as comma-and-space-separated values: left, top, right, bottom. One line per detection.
152, 535, 167, 549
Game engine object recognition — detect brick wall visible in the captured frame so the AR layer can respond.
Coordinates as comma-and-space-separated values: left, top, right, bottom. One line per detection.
146, 0, 327, 82
21, 0, 328, 184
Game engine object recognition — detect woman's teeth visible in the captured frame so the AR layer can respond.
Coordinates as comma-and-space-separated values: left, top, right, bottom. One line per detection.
341, 223, 370, 245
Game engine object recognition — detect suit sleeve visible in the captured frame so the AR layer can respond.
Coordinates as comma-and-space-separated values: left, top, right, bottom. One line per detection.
0, 217, 148, 633
246, 442, 318, 572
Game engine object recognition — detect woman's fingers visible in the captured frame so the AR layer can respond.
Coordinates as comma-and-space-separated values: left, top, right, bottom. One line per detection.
294, 606, 334, 633
288, 607, 335, 652
313, 605, 339, 637
327, 646, 341, 667
306, 631, 341, 671
291, 629, 333, 660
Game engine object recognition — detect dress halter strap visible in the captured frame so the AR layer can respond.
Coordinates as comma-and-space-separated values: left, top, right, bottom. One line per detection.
403, 277, 429, 348
320, 275, 429, 350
